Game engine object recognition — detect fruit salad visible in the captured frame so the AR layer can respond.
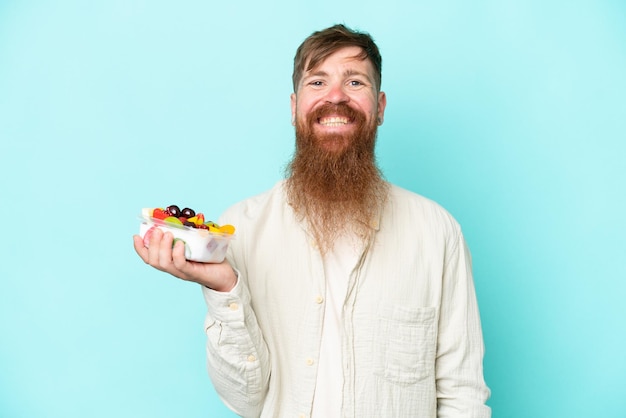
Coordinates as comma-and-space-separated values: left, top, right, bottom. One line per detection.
139, 204, 235, 263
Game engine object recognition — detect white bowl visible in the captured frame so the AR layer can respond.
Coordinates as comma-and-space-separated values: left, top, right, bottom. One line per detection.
139, 218, 233, 263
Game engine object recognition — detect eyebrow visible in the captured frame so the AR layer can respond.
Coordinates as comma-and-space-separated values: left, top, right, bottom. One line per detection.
343, 69, 369, 78
304, 69, 371, 80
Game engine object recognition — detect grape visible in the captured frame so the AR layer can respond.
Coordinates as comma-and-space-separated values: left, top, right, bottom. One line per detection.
181, 207, 195, 218
167, 205, 181, 217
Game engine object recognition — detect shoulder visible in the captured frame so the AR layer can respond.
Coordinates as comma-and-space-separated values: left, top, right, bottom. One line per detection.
219, 181, 287, 224
386, 183, 462, 235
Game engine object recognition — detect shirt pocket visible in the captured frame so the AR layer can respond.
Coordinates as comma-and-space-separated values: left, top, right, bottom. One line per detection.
373, 304, 437, 385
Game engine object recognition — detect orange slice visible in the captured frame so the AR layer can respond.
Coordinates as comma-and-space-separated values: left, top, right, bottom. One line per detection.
218, 224, 235, 235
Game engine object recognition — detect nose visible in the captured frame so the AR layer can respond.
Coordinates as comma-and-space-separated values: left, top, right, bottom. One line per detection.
324, 83, 349, 104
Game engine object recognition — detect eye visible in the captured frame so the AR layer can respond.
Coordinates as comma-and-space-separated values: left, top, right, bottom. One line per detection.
348, 79, 368, 88
309, 80, 324, 87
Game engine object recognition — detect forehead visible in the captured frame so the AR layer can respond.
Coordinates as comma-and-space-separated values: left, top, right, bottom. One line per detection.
304, 46, 374, 76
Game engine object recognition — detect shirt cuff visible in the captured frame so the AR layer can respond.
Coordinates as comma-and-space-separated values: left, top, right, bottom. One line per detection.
202, 268, 249, 323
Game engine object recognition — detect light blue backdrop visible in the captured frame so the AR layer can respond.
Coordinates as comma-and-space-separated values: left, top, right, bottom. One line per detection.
1, 0, 625, 417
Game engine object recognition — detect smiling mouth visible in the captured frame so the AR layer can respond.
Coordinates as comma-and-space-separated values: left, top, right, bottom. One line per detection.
318, 116, 351, 126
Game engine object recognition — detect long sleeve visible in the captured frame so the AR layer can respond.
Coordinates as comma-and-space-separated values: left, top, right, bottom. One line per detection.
199, 182, 491, 417
436, 232, 491, 417
202, 272, 270, 418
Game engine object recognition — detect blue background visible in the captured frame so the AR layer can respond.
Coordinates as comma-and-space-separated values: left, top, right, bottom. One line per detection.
1, 1, 625, 417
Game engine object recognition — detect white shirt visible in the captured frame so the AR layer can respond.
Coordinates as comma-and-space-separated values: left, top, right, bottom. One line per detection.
312, 234, 361, 417
202, 181, 491, 418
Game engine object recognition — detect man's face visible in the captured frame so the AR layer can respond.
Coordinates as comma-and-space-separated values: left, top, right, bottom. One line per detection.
290, 46, 387, 153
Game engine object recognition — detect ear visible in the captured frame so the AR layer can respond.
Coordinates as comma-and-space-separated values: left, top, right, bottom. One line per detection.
290, 93, 297, 126
377, 91, 387, 125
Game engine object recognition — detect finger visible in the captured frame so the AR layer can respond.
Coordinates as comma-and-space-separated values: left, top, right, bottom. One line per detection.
147, 228, 165, 266
171, 239, 188, 271
157, 231, 175, 269
133, 235, 149, 262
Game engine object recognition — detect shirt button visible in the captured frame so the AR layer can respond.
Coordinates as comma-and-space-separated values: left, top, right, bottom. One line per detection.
299, 414, 306, 418
305, 357, 314, 366
229, 302, 239, 311
247, 354, 256, 362
315, 295, 324, 304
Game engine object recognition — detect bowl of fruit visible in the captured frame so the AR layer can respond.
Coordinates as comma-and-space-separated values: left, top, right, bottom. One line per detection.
139, 204, 235, 263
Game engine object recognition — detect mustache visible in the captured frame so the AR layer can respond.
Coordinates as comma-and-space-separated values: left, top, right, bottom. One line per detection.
309, 103, 364, 123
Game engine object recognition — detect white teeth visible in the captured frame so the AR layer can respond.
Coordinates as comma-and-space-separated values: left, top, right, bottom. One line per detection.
320, 117, 349, 126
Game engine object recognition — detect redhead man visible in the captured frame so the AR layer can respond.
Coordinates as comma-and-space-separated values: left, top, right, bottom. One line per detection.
134, 24, 491, 418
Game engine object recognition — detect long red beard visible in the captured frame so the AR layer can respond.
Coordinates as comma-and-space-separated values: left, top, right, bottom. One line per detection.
285, 103, 388, 254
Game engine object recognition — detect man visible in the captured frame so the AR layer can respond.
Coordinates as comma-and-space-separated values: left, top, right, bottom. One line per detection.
134, 24, 491, 418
